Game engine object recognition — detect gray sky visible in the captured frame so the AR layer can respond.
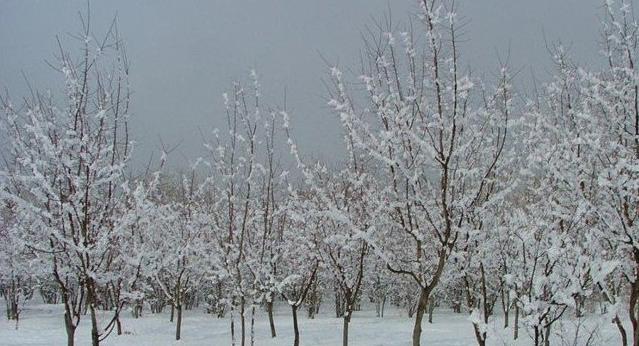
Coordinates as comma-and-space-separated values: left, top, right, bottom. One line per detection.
0, 0, 609, 168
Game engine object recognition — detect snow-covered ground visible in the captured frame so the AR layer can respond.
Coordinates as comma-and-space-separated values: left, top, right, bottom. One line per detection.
0, 303, 621, 345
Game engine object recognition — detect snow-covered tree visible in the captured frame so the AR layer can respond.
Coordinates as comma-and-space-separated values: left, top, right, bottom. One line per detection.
136, 170, 208, 341
0, 16, 136, 346
200, 72, 293, 346
0, 194, 37, 329
299, 166, 375, 346
278, 192, 321, 346
325, 2, 510, 344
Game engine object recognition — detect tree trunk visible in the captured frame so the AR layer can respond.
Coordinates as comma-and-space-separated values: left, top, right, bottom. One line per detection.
614, 315, 628, 346
428, 301, 434, 324
514, 304, 519, 340
89, 304, 100, 346
412, 288, 430, 346
84, 278, 100, 346
501, 289, 509, 328
381, 296, 386, 318
175, 304, 182, 341
11, 301, 18, 320
342, 316, 350, 346
231, 312, 236, 346
267, 301, 276, 338
64, 314, 76, 346
250, 306, 255, 346
632, 293, 639, 346
241, 300, 246, 346
116, 315, 122, 335
61, 285, 77, 346
335, 289, 344, 318
629, 256, 639, 346
170, 303, 175, 322
472, 323, 486, 346
292, 305, 300, 346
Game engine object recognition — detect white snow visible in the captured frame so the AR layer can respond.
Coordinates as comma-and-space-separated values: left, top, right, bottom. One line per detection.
0, 302, 621, 345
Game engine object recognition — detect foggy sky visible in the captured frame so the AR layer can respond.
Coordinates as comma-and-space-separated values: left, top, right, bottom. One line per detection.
0, 0, 608, 169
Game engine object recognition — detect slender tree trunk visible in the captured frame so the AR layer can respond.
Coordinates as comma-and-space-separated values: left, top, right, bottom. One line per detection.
170, 303, 175, 322
381, 296, 386, 318
629, 255, 639, 346
428, 301, 434, 324
116, 315, 122, 335
514, 304, 519, 340
501, 289, 509, 328
14, 311, 19, 330
83, 278, 100, 346
292, 305, 300, 346
11, 301, 18, 320
335, 289, 343, 318
175, 304, 182, 341
61, 286, 76, 346
631, 279, 639, 346
231, 311, 236, 346
614, 315, 628, 346
89, 303, 99, 346
250, 306, 255, 346
267, 301, 276, 338
412, 288, 430, 346
241, 300, 246, 346
342, 315, 350, 346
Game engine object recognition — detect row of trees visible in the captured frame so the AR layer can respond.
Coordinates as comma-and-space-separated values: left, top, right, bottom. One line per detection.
1, 1, 638, 346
